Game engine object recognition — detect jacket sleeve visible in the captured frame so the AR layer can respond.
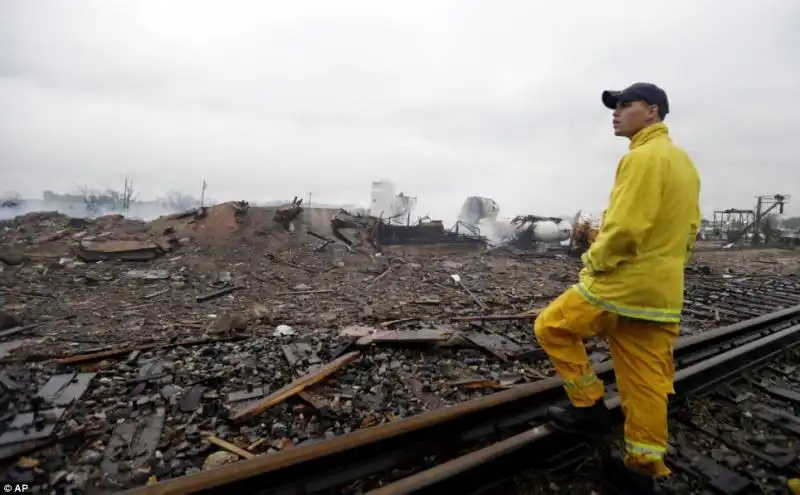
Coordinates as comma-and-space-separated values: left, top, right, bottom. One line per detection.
582, 152, 661, 274
685, 205, 701, 264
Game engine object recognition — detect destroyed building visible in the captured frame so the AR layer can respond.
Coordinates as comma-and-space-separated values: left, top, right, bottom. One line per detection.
1, 188, 800, 493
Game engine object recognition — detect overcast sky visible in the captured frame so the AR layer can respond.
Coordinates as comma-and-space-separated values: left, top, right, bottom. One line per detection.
1, 0, 798, 221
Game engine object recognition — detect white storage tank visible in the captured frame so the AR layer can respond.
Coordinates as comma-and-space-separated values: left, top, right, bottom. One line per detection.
529, 220, 571, 243
370, 180, 396, 218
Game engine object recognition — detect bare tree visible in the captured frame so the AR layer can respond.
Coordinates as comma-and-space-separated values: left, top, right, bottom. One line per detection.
121, 176, 136, 213
77, 177, 137, 215
160, 190, 198, 212
76, 185, 102, 215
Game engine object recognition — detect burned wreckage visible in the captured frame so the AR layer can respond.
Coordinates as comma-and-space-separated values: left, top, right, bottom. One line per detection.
329, 210, 486, 249
270, 185, 600, 253
455, 197, 600, 253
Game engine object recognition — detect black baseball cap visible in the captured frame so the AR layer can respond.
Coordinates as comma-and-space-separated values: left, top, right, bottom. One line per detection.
602, 82, 669, 119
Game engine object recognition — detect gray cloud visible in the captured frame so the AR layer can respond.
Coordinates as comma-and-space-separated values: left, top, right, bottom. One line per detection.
2, 0, 799, 221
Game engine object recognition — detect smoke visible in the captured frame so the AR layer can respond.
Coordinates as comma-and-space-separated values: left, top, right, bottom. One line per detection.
0, 199, 196, 222
475, 218, 516, 246
369, 180, 418, 223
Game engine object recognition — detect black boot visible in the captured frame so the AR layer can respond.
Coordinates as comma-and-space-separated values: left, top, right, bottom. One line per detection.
547, 400, 611, 437
602, 451, 656, 494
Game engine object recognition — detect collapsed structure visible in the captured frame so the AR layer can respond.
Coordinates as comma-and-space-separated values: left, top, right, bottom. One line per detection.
273, 197, 304, 231
709, 194, 793, 247
266, 183, 601, 253
280, 186, 602, 253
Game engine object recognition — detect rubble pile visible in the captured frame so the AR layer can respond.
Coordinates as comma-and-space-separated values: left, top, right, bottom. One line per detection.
1, 206, 799, 491
687, 249, 800, 278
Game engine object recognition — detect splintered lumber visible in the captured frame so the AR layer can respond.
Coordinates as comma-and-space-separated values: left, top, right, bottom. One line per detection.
450, 312, 540, 322
231, 351, 360, 423
379, 317, 419, 328
205, 436, 255, 459
78, 240, 163, 262
339, 327, 454, 346
450, 378, 510, 390
51, 336, 248, 365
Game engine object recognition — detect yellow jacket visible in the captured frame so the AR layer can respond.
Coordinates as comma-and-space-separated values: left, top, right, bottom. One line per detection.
577, 123, 701, 324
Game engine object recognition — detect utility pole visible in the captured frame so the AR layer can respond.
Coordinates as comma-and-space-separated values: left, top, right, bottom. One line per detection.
308, 192, 312, 209
753, 196, 763, 244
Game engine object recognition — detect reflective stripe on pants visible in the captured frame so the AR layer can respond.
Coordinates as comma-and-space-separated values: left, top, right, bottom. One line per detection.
534, 287, 677, 477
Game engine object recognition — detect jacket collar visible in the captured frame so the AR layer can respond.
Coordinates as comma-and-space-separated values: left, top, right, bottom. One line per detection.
629, 122, 670, 150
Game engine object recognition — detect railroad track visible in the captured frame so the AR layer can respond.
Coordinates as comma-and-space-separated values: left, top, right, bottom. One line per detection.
126, 303, 800, 495
368, 313, 800, 494
683, 275, 800, 326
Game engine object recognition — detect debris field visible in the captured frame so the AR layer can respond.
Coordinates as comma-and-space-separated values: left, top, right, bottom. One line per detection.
2, 203, 800, 492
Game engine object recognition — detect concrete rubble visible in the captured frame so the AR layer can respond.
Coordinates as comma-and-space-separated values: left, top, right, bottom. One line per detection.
0, 203, 799, 491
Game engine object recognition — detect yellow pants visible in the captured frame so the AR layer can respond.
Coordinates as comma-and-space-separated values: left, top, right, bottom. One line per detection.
534, 287, 678, 477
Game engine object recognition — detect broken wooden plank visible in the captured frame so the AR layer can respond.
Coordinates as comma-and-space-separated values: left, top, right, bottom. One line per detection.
100, 409, 165, 481
37, 372, 96, 405
339, 326, 376, 339
449, 378, 509, 389
0, 408, 66, 446
51, 336, 248, 364
226, 386, 268, 404
357, 328, 454, 346
464, 332, 523, 362
450, 313, 539, 322
371, 266, 393, 285
266, 253, 319, 273
297, 390, 329, 411
78, 240, 163, 262
275, 289, 334, 296
509, 347, 547, 361
0, 322, 42, 339
179, 385, 207, 412
231, 351, 360, 423
196, 286, 238, 303
450, 274, 489, 312
34, 228, 69, 244
0, 426, 97, 463
282, 342, 322, 368
205, 435, 255, 459
129, 361, 168, 395
143, 289, 170, 300
379, 317, 419, 328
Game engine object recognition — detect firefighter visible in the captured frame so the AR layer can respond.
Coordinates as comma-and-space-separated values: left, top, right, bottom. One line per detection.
534, 83, 701, 494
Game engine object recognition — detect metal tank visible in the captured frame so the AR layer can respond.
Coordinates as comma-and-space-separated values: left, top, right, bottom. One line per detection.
529, 219, 572, 243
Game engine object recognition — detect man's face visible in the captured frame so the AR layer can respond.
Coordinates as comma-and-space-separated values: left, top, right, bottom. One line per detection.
612, 100, 658, 137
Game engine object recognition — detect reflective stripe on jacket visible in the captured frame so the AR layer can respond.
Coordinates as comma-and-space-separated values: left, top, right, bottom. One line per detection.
577, 123, 701, 324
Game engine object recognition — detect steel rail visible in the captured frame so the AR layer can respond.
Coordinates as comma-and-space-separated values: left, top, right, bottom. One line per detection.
124, 304, 800, 495
367, 322, 800, 495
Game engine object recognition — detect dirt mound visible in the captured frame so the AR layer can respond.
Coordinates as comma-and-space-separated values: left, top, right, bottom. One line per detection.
149, 203, 247, 241
149, 202, 344, 245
